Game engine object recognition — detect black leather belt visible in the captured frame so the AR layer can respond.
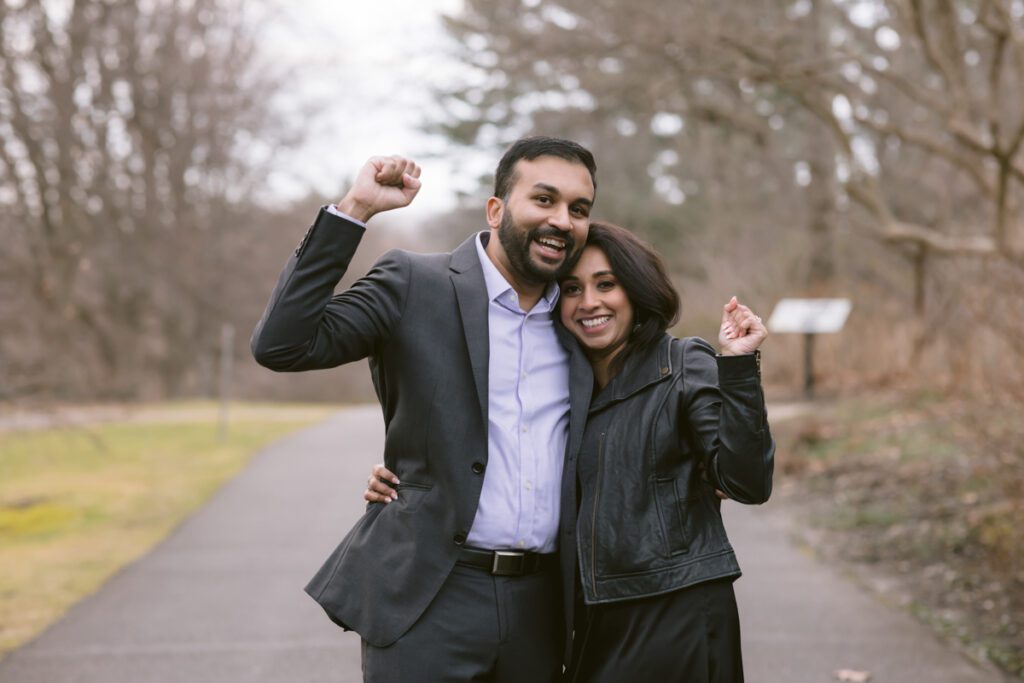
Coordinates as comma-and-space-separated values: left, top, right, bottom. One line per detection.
456, 547, 554, 577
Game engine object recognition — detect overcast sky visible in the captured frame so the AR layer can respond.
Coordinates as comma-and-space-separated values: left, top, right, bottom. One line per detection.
256, 0, 486, 215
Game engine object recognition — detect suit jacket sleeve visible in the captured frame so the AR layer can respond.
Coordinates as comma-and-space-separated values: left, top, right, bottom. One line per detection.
250, 208, 409, 371
681, 337, 775, 504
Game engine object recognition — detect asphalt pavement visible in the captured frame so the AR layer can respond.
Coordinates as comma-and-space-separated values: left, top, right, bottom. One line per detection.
0, 406, 1010, 682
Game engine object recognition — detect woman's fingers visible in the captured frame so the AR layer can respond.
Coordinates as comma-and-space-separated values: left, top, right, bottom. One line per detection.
372, 464, 399, 485
362, 463, 399, 503
725, 302, 766, 338
720, 298, 768, 353
363, 485, 391, 503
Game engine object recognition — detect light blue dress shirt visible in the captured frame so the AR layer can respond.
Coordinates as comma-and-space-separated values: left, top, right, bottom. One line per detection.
326, 205, 571, 553
468, 233, 570, 553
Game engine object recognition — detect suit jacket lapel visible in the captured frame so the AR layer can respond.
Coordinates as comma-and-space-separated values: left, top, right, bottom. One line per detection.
450, 233, 490, 426
557, 322, 593, 459
450, 231, 593, 456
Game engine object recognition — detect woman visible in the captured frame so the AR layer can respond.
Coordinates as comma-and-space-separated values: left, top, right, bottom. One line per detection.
367, 222, 772, 680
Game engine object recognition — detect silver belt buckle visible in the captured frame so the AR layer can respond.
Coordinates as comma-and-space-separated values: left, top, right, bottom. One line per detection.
491, 550, 526, 576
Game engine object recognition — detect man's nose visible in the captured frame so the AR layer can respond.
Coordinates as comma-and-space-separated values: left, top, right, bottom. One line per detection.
548, 204, 572, 231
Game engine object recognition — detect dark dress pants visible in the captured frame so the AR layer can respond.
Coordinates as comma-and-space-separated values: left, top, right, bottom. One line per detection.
568, 578, 744, 683
361, 563, 563, 682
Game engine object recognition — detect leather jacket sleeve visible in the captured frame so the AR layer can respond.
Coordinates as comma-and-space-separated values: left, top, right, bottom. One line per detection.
680, 337, 774, 504
250, 208, 409, 371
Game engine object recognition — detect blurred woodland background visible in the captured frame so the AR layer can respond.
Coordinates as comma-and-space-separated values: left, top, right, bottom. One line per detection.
1, 0, 1022, 675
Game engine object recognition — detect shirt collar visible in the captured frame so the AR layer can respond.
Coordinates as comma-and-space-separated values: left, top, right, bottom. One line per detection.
475, 232, 560, 310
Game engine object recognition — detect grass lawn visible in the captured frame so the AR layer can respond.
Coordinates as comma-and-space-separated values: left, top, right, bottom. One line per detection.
0, 402, 335, 659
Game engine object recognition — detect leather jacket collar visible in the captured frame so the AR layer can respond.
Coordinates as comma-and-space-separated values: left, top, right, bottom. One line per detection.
590, 334, 674, 412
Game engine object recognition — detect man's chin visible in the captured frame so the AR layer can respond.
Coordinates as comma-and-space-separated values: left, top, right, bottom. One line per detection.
527, 258, 567, 282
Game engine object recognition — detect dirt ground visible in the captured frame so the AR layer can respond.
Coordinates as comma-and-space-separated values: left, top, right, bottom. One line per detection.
773, 393, 1024, 679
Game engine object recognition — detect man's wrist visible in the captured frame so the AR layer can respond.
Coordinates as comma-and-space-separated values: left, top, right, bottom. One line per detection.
335, 196, 374, 224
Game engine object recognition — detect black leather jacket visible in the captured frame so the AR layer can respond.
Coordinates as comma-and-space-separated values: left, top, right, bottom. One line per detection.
576, 334, 773, 604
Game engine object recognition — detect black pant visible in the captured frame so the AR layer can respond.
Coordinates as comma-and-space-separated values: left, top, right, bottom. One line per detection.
569, 579, 744, 683
361, 563, 563, 682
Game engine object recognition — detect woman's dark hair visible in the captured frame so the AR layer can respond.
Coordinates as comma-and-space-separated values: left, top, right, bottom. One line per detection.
583, 221, 680, 377
493, 136, 597, 200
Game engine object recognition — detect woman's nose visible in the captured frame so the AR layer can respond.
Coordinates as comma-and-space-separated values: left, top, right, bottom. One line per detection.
580, 288, 598, 309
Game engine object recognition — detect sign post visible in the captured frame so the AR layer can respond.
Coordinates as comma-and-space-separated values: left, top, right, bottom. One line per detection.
218, 323, 235, 442
767, 298, 852, 399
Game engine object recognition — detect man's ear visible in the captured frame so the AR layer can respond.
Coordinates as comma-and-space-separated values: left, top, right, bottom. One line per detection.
485, 196, 504, 229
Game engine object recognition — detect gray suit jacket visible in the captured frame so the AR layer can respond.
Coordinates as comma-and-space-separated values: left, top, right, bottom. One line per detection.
251, 208, 592, 651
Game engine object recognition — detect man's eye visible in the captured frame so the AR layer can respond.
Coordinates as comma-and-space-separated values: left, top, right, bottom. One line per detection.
571, 206, 589, 217
536, 196, 552, 204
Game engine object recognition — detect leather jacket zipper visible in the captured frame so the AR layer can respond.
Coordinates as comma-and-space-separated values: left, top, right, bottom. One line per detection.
590, 432, 605, 597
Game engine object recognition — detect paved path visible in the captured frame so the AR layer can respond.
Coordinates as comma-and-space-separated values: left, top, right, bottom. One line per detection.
0, 406, 1009, 682
725, 504, 1008, 682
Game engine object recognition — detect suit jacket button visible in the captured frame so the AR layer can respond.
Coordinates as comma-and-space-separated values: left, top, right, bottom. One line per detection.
471, 461, 485, 474
453, 533, 467, 545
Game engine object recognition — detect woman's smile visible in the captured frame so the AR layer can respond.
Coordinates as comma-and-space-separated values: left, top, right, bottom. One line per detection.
579, 314, 612, 331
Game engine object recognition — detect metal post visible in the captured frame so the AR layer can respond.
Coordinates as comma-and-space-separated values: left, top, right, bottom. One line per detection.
803, 332, 815, 399
218, 323, 235, 441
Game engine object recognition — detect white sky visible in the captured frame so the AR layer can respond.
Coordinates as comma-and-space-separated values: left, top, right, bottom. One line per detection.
255, 0, 490, 215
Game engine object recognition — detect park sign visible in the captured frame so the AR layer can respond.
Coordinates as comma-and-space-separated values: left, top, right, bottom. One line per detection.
766, 298, 852, 398
767, 298, 852, 334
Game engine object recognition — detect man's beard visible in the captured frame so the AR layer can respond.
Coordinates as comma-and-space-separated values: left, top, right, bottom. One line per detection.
497, 208, 578, 284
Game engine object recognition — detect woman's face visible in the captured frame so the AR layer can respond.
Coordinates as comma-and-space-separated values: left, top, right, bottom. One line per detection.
559, 246, 635, 361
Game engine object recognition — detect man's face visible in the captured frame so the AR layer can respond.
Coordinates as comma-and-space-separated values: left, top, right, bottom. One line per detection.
487, 156, 595, 285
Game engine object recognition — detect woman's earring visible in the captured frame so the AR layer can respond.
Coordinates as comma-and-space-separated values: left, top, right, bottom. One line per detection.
631, 312, 643, 336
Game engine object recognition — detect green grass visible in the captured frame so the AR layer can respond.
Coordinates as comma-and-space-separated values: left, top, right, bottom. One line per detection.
793, 394, 963, 464
822, 503, 905, 531
0, 402, 334, 658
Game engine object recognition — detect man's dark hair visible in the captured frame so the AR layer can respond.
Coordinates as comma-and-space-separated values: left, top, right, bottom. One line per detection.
493, 136, 597, 200
581, 221, 680, 377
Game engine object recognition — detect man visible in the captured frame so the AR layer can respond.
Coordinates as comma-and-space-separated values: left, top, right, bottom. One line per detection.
251, 137, 597, 681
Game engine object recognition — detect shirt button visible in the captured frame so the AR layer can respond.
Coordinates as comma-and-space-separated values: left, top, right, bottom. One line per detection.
525, 480, 532, 491
522, 425, 529, 433
453, 533, 467, 545
471, 461, 485, 475
517, 540, 525, 548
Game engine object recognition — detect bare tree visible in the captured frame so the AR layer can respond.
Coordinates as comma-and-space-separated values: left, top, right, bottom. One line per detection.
0, 0, 291, 399
433, 0, 1024, 381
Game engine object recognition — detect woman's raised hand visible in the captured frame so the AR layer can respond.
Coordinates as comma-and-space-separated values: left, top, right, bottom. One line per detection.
718, 296, 767, 356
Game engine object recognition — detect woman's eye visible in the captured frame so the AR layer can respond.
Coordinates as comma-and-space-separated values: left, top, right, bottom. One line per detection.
597, 280, 616, 290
